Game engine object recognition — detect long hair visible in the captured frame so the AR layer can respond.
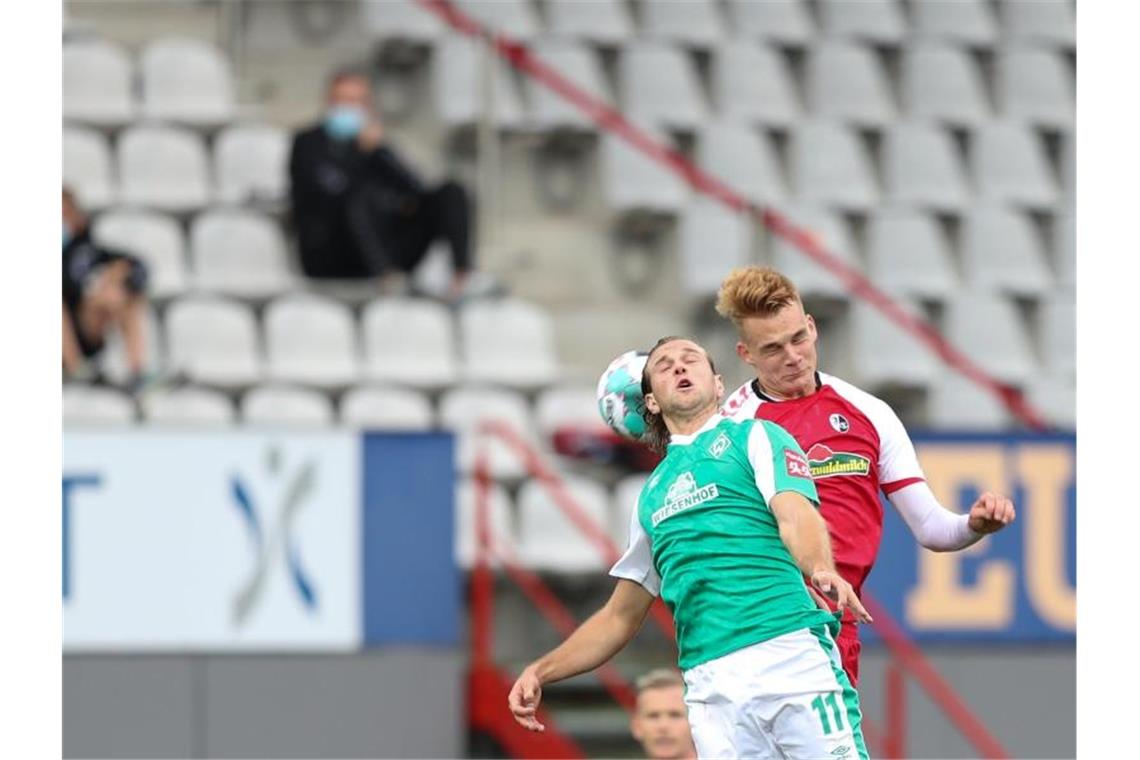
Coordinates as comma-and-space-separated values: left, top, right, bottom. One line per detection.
639, 336, 717, 455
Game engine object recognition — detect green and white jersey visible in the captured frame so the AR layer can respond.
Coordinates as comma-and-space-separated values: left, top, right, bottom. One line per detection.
610, 414, 837, 670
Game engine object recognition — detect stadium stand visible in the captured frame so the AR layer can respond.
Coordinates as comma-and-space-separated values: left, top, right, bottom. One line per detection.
900, 42, 991, 127
140, 386, 236, 426
189, 209, 296, 300
340, 385, 436, 430
711, 41, 801, 129
362, 297, 459, 389
517, 474, 611, 573
63, 384, 137, 426
164, 295, 263, 388
240, 384, 336, 427
117, 124, 213, 212
63, 126, 116, 210
63, 38, 135, 127
139, 38, 235, 127
92, 209, 189, 300
865, 207, 959, 301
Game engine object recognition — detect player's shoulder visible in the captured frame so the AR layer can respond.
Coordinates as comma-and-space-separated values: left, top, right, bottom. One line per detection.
722, 380, 761, 420
820, 372, 906, 432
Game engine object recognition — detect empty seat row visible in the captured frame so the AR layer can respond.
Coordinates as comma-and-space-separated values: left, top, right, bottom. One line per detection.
63, 123, 288, 212
64, 37, 235, 128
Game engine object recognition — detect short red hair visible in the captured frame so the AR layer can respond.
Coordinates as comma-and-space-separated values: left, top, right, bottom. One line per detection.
715, 267, 802, 326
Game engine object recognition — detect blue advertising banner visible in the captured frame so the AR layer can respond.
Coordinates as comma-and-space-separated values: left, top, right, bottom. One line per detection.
863, 433, 1076, 643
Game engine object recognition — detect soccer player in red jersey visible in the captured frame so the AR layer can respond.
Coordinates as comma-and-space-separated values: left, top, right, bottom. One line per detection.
715, 267, 1016, 687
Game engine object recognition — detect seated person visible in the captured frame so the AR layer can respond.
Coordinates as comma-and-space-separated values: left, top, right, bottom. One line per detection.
62, 187, 150, 392
289, 67, 496, 301
631, 669, 697, 760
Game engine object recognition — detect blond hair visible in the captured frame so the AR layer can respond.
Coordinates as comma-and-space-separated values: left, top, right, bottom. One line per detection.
635, 668, 685, 693
715, 267, 802, 326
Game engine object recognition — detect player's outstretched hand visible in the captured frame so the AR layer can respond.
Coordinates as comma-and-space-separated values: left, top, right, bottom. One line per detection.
811, 570, 873, 624
968, 491, 1016, 535
508, 666, 546, 732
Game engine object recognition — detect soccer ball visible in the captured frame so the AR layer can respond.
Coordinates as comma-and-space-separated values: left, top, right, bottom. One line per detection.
596, 350, 649, 440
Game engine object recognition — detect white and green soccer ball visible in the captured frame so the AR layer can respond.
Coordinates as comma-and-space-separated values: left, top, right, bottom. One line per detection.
596, 350, 649, 441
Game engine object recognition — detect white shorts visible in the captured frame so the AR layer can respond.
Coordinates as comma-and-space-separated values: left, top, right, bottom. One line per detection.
682, 625, 868, 760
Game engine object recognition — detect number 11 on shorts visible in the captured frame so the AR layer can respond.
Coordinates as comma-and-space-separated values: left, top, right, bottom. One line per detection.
810, 692, 845, 734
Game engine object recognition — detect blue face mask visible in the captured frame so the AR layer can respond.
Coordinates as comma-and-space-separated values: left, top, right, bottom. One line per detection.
324, 105, 365, 141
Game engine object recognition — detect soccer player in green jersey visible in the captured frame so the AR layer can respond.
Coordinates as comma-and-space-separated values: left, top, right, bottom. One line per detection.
508, 336, 872, 759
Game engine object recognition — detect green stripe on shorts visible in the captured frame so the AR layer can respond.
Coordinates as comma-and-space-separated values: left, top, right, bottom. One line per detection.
810, 624, 870, 760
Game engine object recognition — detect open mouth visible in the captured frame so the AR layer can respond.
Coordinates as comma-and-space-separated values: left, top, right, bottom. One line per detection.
677, 378, 693, 390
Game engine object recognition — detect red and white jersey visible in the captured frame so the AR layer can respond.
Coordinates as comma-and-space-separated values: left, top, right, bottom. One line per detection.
722, 372, 925, 593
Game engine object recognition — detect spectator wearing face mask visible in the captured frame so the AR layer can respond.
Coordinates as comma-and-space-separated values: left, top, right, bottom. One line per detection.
289, 67, 498, 301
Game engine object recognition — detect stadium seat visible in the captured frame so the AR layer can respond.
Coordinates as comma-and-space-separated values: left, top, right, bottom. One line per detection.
972, 121, 1059, 209
545, 0, 633, 45
711, 42, 801, 129
189, 209, 295, 300
454, 479, 515, 569
1039, 293, 1076, 378
1000, 0, 1075, 48
63, 126, 116, 210
601, 130, 688, 214
91, 209, 188, 299
726, 0, 814, 46
141, 386, 236, 426
460, 299, 559, 390
804, 41, 895, 128
213, 124, 290, 204
771, 205, 861, 300
339, 386, 435, 431
851, 298, 938, 389
881, 122, 969, 212
361, 0, 445, 43
961, 207, 1053, 297
927, 374, 1013, 431
517, 475, 611, 572
1059, 130, 1075, 200
164, 296, 263, 388
525, 40, 612, 131
612, 473, 649, 545
361, 297, 458, 389
99, 304, 163, 386
264, 295, 360, 389
818, 0, 907, 44
534, 385, 608, 440
944, 292, 1037, 384
911, 0, 997, 45
63, 39, 135, 127
618, 42, 708, 132
697, 121, 787, 206
900, 43, 990, 127
139, 38, 235, 126
641, 0, 725, 49
996, 47, 1074, 129
452, 0, 540, 40
1024, 375, 1075, 430
433, 33, 525, 130
117, 125, 213, 212
679, 199, 750, 296
1056, 211, 1075, 290
789, 121, 879, 211
865, 208, 958, 301
241, 385, 335, 427
439, 386, 535, 480
63, 385, 136, 426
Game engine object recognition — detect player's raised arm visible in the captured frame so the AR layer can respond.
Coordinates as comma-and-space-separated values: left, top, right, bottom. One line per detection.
507, 579, 655, 732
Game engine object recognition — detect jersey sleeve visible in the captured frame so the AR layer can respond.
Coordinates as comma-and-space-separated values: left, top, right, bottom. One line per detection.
608, 502, 661, 596
747, 420, 820, 509
872, 399, 927, 493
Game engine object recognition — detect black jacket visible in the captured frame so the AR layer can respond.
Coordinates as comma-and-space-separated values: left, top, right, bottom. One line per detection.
63, 229, 146, 311
288, 124, 425, 278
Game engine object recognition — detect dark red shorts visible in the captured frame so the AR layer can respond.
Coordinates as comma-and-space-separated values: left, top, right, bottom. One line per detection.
836, 621, 862, 687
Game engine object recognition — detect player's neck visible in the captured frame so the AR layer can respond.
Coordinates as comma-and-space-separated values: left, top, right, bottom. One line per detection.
664, 404, 720, 438
756, 373, 819, 401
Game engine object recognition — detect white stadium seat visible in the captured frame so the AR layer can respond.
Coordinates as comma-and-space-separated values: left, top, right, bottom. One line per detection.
214, 124, 290, 204
805, 41, 895, 128
641, 0, 725, 49
64, 39, 135, 127
92, 209, 188, 299
865, 208, 958, 301
911, 0, 997, 46
546, 0, 633, 45
460, 299, 559, 390
361, 0, 445, 43
1025, 375, 1075, 430
944, 293, 1037, 384
433, 33, 525, 130
1039, 294, 1076, 378
712, 42, 801, 129
972, 121, 1059, 209
601, 130, 688, 214
525, 40, 612, 131
790, 121, 878, 212
612, 474, 649, 546
534, 385, 609, 440
851, 299, 938, 389
189, 209, 295, 299
452, 0, 540, 40
140, 37, 235, 126
961, 207, 1053, 297
439, 386, 535, 480
901, 43, 990, 127
361, 297, 458, 389
996, 47, 1074, 130
264, 295, 360, 388
142, 387, 236, 427
619, 42, 708, 132
881, 122, 969, 212
241, 385, 335, 427
63, 385, 136, 426
517, 475, 611, 572
117, 125, 212, 212
1056, 211, 1075, 290
339, 386, 435, 431
678, 199, 749, 296
726, 0, 814, 46
772, 206, 861, 300
455, 479, 515, 569
164, 296, 262, 388
818, 0, 906, 44
100, 304, 163, 385
927, 374, 1012, 431
64, 126, 116, 211
697, 121, 788, 205
1001, 0, 1075, 47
